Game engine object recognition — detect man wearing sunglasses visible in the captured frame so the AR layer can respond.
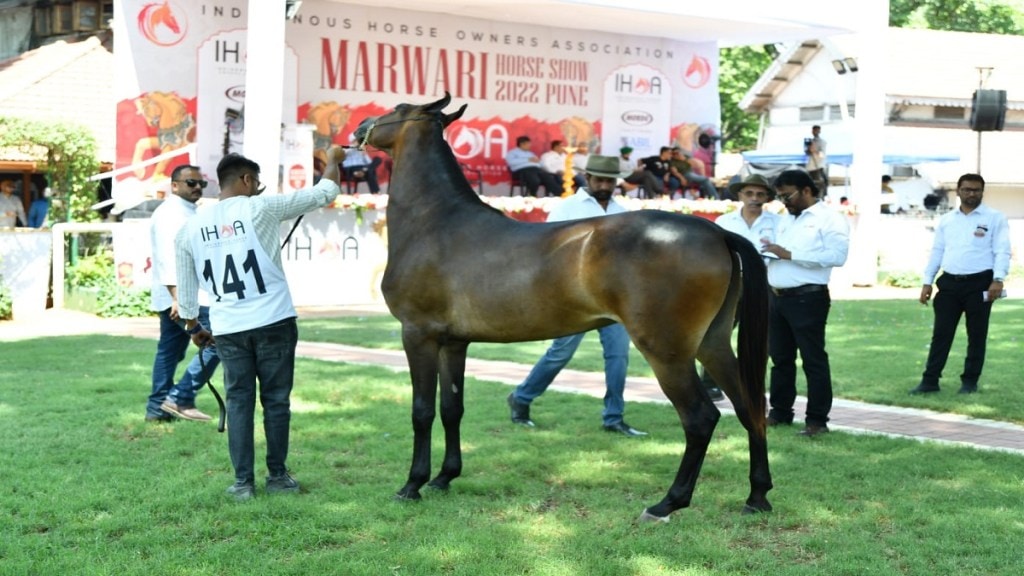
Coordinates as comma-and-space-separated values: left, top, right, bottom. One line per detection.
760, 169, 849, 438
146, 165, 220, 423
174, 146, 346, 501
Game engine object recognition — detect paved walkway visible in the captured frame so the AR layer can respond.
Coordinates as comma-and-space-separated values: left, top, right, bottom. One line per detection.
3, 305, 1024, 456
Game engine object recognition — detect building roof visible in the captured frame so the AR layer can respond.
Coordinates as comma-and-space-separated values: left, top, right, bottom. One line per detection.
742, 27, 1024, 113
0, 32, 115, 164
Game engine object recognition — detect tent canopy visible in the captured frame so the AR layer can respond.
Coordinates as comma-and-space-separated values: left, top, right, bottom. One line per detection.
741, 151, 961, 166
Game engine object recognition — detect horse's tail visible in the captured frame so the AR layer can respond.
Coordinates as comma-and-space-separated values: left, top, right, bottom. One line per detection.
724, 232, 769, 422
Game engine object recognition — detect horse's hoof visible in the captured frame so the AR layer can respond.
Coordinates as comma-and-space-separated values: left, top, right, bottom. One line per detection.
638, 509, 670, 523
394, 490, 422, 502
427, 481, 450, 492
741, 501, 773, 515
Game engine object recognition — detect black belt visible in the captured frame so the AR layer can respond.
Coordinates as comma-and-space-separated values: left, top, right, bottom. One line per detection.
944, 270, 991, 281
771, 284, 828, 297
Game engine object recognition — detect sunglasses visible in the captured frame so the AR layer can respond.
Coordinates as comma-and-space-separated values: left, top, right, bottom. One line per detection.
777, 189, 801, 203
175, 179, 208, 189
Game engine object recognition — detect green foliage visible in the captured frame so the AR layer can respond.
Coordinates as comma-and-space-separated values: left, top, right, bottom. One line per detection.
883, 269, 922, 288
890, 0, 1024, 34
0, 275, 11, 321
94, 277, 152, 318
0, 116, 100, 223
717, 45, 774, 152
65, 250, 114, 289
65, 250, 151, 317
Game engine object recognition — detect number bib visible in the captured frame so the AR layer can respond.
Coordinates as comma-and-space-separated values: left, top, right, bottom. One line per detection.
188, 198, 295, 335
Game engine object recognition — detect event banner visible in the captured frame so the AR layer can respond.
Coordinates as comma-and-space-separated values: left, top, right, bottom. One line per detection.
114, 0, 719, 194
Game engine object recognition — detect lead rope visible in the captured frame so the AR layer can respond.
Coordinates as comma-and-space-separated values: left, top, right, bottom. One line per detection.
198, 347, 226, 433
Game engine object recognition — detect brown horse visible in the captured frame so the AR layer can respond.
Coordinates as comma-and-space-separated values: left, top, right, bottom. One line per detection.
353, 93, 772, 521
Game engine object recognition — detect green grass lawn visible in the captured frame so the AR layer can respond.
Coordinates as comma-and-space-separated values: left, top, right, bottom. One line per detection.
299, 299, 1024, 424
2, 334, 1022, 575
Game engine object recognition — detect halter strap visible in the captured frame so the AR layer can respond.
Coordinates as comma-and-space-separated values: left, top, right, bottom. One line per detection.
358, 116, 439, 150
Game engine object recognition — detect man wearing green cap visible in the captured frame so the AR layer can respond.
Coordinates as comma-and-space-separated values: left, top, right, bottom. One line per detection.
617, 146, 662, 198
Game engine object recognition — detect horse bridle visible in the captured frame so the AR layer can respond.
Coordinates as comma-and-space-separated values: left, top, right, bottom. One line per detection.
356, 115, 440, 149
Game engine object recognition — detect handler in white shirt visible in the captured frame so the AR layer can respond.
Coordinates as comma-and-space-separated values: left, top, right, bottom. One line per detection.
760, 169, 849, 438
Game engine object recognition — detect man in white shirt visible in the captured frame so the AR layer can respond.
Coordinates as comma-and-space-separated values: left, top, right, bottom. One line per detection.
505, 136, 560, 196
146, 165, 220, 423
539, 140, 585, 194
761, 169, 849, 437
506, 155, 646, 437
700, 174, 783, 401
910, 173, 1010, 395
0, 179, 27, 228
175, 146, 345, 500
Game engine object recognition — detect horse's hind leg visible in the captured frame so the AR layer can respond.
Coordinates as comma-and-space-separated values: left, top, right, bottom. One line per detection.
700, 345, 773, 514
396, 331, 441, 501
641, 360, 721, 521
428, 342, 467, 491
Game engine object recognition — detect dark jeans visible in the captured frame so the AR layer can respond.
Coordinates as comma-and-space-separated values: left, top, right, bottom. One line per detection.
513, 167, 560, 197
921, 271, 994, 388
216, 317, 298, 484
768, 290, 833, 426
147, 306, 219, 417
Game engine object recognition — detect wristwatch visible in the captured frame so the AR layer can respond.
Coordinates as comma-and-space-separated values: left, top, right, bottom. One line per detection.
188, 323, 205, 335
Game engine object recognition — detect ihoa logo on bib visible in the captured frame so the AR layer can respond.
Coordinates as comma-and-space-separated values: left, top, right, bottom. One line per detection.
137, 1, 189, 47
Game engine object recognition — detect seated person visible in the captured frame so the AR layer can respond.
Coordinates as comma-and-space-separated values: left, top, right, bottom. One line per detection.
540, 140, 587, 193
618, 146, 663, 198
669, 147, 718, 199
342, 148, 382, 193
505, 136, 561, 197
639, 147, 673, 197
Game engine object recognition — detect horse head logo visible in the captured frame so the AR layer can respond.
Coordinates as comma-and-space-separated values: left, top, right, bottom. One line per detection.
683, 55, 711, 89
447, 126, 484, 160
137, 1, 188, 47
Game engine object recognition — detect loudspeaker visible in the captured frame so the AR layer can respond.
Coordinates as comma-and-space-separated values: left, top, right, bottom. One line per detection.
970, 89, 1007, 132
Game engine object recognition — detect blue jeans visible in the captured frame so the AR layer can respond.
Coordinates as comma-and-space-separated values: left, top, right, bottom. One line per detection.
512, 324, 630, 426
147, 306, 219, 417
215, 318, 298, 484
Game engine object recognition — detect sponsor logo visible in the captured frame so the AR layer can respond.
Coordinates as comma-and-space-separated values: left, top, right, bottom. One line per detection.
683, 55, 711, 89
138, 1, 188, 47
224, 85, 246, 103
620, 110, 653, 126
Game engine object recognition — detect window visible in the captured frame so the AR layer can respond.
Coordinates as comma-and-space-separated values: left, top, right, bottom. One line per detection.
34, 7, 52, 36
75, 1, 101, 31
799, 106, 825, 122
52, 4, 74, 34
829, 104, 856, 119
934, 106, 964, 120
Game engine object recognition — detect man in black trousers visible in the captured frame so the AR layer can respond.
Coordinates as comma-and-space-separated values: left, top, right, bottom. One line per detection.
909, 173, 1011, 395
760, 170, 850, 437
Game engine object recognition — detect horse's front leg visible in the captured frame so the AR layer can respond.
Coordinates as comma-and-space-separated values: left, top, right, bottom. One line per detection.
396, 332, 441, 501
428, 341, 467, 491
640, 362, 720, 522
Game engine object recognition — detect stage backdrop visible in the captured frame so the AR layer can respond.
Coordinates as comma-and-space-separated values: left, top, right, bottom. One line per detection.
114, 0, 720, 196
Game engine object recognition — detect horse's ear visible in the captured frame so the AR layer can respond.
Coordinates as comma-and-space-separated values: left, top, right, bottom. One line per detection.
425, 92, 452, 113
442, 104, 467, 127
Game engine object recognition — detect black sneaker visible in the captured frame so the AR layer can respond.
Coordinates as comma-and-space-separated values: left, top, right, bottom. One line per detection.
602, 421, 648, 437
266, 473, 300, 494
908, 384, 940, 395
506, 393, 535, 427
226, 481, 255, 501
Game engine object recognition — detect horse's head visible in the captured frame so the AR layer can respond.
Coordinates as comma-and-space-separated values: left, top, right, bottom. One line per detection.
353, 93, 465, 153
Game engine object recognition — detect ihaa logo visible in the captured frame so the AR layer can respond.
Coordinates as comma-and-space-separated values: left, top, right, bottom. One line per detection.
138, 1, 188, 47
683, 55, 711, 89
447, 126, 485, 160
